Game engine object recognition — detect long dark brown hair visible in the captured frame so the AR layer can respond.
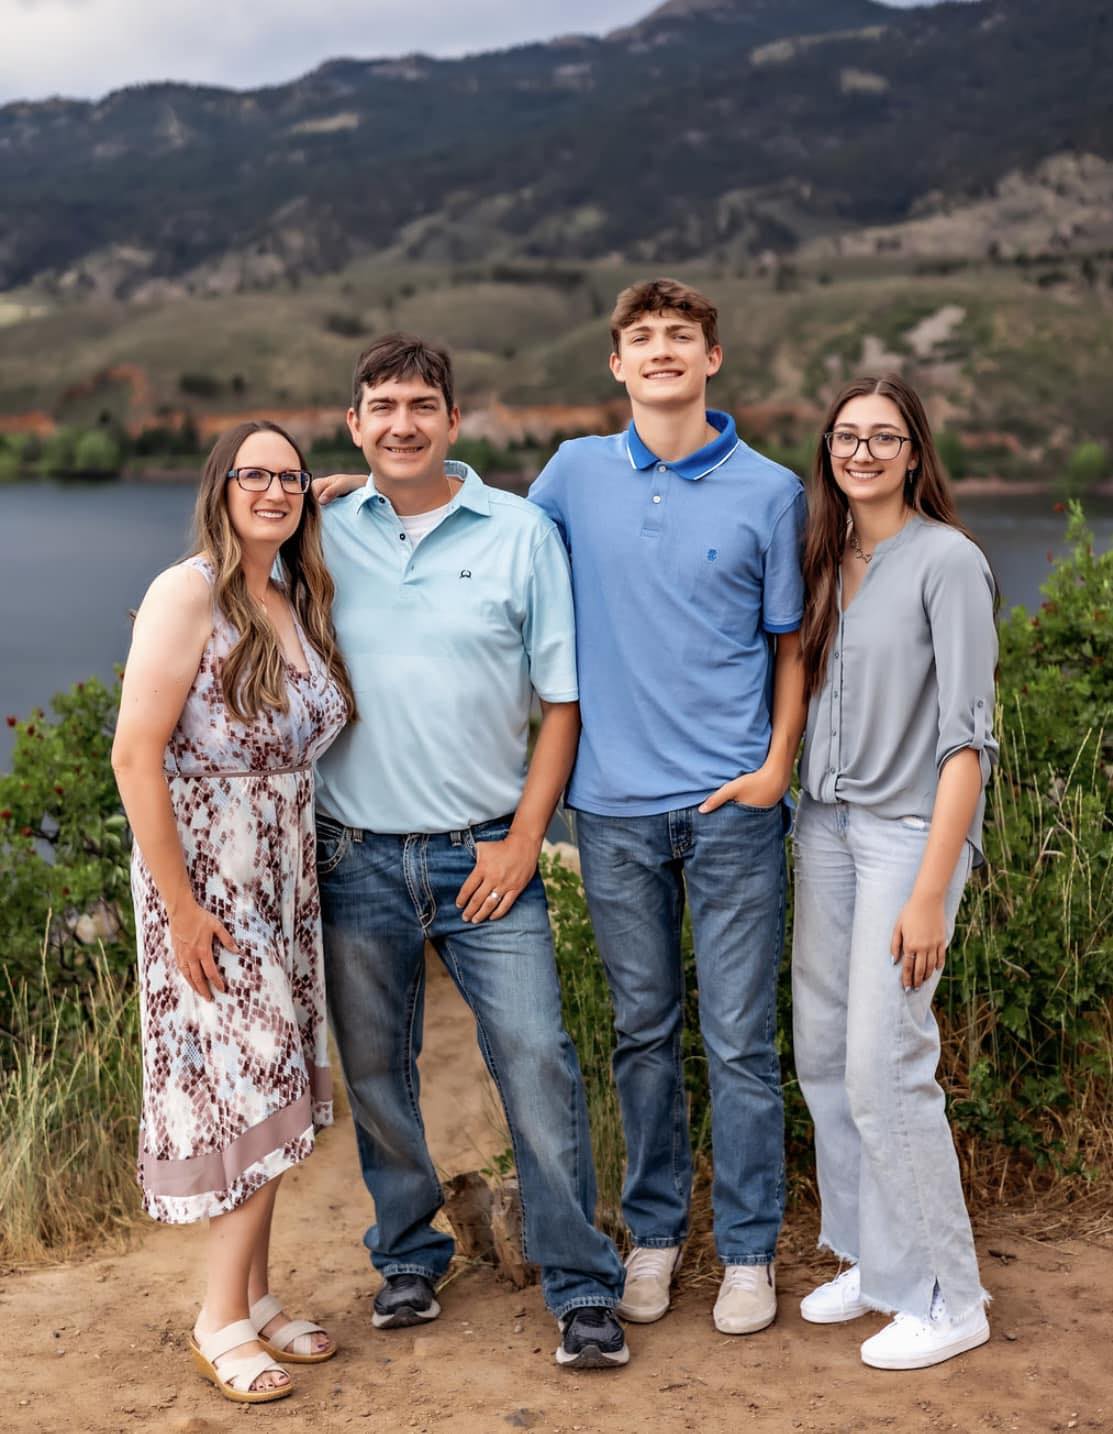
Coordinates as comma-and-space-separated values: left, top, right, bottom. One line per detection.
192, 420, 357, 724
800, 375, 994, 702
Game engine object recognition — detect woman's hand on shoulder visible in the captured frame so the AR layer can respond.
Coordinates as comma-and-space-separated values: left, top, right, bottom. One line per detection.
312, 472, 366, 506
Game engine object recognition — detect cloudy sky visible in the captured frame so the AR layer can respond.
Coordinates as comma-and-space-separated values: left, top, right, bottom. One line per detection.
0, 0, 950, 105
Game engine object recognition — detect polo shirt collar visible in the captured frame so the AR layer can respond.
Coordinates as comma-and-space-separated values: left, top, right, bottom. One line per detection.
354, 459, 491, 516
626, 409, 741, 481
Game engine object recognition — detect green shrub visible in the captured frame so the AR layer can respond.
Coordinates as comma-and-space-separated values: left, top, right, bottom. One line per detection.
72, 427, 123, 475
1063, 441, 1111, 496
0, 678, 134, 1036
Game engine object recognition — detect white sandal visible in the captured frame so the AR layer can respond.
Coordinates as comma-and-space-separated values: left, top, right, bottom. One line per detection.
250, 1293, 337, 1364
189, 1318, 293, 1403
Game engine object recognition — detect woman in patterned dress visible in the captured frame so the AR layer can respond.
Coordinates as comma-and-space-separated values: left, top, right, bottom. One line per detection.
112, 420, 356, 1403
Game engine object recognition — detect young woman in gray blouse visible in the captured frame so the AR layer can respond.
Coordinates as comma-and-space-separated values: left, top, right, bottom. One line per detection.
792, 375, 998, 1370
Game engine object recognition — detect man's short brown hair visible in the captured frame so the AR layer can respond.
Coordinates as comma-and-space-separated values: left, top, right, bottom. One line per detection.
351, 332, 455, 413
610, 277, 719, 353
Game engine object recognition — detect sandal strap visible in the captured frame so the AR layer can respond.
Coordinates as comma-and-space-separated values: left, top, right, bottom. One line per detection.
249, 1294, 285, 1328
196, 1318, 259, 1364
216, 1350, 287, 1394
266, 1318, 327, 1353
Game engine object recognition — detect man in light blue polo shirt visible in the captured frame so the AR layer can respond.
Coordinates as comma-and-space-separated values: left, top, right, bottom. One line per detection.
314, 334, 627, 1370
530, 278, 807, 1338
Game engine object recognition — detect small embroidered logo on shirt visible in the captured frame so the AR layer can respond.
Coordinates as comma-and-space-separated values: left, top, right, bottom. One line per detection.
459, 569, 472, 579
706, 548, 718, 562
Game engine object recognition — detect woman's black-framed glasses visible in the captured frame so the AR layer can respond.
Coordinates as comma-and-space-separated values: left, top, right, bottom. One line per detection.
824, 431, 911, 462
227, 466, 312, 494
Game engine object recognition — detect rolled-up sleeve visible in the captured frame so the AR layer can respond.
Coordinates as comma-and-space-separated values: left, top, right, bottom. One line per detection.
523, 523, 579, 702
924, 540, 999, 785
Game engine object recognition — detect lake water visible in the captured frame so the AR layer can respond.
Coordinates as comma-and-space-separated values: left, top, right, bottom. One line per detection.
2, 477, 1111, 770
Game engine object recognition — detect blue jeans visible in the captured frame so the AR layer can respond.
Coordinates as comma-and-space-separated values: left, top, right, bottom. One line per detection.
574, 802, 787, 1264
792, 796, 986, 1320
316, 812, 625, 1318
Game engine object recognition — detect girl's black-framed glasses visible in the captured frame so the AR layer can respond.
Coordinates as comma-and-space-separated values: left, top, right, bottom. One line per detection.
227, 466, 312, 494
824, 431, 912, 462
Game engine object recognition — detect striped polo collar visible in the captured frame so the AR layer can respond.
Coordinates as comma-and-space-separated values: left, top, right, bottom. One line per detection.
625, 409, 741, 481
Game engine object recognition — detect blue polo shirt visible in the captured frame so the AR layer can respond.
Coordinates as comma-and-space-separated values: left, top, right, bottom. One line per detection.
315, 461, 578, 834
529, 411, 805, 816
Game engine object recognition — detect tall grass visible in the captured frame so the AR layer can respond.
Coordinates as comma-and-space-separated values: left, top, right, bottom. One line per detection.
0, 943, 142, 1266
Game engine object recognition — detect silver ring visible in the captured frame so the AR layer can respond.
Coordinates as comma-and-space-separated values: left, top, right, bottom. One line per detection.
487, 890, 501, 902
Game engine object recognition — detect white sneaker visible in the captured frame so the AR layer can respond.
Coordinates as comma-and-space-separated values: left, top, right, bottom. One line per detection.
713, 1262, 776, 1335
616, 1245, 682, 1324
860, 1295, 989, 1370
800, 1265, 870, 1325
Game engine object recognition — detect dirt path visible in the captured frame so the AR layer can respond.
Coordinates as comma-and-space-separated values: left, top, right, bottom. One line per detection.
2, 957, 1109, 1434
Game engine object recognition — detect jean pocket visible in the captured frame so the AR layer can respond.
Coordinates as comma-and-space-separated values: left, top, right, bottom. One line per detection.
315, 817, 351, 875
731, 799, 780, 814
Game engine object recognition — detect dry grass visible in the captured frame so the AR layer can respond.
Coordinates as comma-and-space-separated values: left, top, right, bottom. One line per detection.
0, 946, 142, 1269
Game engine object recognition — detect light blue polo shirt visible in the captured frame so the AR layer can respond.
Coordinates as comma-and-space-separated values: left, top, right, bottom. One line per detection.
316, 461, 578, 834
529, 411, 805, 816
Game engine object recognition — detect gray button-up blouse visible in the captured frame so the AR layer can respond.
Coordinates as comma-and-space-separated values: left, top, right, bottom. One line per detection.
799, 515, 999, 859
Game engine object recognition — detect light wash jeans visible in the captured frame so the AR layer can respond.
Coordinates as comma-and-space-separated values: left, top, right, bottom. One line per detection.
316, 812, 625, 1319
574, 801, 787, 1265
791, 795, 987, 1321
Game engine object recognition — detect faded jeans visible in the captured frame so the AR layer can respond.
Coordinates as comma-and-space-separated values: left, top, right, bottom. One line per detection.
574, 801, 787, 1264
317, 812, 625, 1318
792, 794, 986, 1320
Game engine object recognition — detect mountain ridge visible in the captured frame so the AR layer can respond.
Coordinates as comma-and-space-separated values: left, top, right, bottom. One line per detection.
1, 0, 1110, 299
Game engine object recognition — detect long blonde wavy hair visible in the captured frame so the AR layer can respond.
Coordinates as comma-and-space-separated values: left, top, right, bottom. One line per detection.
192, 421, 357, 724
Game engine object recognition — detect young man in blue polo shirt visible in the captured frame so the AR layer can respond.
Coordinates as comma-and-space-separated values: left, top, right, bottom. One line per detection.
314, 333, 628, 1369
529, 278, 807, 1336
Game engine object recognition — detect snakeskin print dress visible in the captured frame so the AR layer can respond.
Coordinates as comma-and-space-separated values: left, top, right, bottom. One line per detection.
133, 556, 348, 1223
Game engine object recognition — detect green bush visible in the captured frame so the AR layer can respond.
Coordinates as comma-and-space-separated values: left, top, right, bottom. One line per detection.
72, 427, 123, 475
0, 678, 134, 1035
1063, 441, 1111, 497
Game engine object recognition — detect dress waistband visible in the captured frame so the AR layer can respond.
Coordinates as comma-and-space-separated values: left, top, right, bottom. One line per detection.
165, 762, 311, 779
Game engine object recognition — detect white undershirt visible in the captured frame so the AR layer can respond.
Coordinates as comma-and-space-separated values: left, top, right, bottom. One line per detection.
399, 499, 453, 549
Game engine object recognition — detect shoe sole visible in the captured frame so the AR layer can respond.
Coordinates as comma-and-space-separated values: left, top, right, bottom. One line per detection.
371, 1298, 441, 1330
554, 1342, 631, 1369
188, 1341, 294, 1403
861, 1323, 990, 1370
713, 1308, 777, 1336
800, 1302, 871, 1325
616, 1302, 670, 1324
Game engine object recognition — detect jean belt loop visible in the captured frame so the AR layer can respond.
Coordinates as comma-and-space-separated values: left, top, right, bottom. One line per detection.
449, 828, 467, 847
351, 824, 363, 844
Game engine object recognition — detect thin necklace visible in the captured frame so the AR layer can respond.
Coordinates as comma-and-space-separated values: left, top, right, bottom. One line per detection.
848, 509, 911, 564
848, 526, 872, 564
